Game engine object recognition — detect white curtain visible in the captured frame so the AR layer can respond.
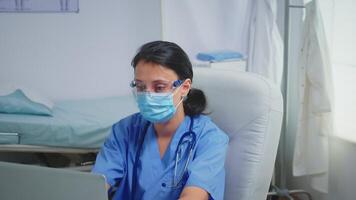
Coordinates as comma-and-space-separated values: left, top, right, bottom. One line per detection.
246, 0, 284, 84
161, 0, 283, 84
292, 0, 334, 193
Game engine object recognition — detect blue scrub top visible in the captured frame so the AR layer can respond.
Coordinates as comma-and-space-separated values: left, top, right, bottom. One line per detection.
92, 113, 229, 200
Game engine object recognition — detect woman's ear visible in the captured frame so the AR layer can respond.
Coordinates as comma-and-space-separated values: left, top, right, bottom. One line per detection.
181, 79, 192, 97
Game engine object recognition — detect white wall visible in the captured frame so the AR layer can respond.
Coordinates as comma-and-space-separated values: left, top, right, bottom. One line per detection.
329, 139, 356, 200
0, 0, 162, 101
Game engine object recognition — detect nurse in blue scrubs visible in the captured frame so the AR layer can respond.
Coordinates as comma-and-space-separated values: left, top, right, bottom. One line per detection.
92, 41, 229, 200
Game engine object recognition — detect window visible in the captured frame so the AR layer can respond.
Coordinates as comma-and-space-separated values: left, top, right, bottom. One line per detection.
332, 0, 356, 142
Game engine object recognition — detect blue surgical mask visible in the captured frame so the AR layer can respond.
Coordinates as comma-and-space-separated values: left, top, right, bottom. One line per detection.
135, 88, 183, 123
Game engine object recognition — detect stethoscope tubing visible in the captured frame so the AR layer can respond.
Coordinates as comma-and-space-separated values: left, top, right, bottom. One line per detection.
131, 116, 196, 200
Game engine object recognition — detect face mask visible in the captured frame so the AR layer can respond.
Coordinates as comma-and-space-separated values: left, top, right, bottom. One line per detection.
135, 87, 184, 123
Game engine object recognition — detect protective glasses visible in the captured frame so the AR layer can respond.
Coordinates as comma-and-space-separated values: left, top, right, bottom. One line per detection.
130, 79, 183, 94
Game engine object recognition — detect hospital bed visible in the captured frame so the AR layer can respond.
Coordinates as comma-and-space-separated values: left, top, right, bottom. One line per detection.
0, 95, 138, 167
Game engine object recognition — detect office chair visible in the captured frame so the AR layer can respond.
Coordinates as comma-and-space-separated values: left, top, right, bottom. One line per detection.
194, 68, 283, 200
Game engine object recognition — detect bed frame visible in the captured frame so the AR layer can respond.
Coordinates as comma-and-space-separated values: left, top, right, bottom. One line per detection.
0, 144, 99, 171
0, 144, 99, 154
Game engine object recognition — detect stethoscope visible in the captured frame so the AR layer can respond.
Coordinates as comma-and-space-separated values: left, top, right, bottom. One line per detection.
131, 116, 196, 199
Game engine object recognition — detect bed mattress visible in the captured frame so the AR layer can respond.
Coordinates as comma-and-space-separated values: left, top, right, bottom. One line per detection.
0, 95, 138, 149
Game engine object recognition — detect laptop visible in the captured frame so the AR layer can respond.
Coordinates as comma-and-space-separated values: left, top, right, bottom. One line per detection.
0, 161, 108, 200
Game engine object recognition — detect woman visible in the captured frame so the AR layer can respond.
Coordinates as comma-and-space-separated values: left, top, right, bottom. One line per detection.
92, 41, 229, 200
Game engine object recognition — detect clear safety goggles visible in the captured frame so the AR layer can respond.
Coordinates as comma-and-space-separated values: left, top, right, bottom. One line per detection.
130, 79, 183, 96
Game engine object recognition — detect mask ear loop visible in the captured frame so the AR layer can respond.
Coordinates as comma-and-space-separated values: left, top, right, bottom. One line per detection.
178, 79, 191, 103
172, 79, 188, 108
175, 96, 184, 109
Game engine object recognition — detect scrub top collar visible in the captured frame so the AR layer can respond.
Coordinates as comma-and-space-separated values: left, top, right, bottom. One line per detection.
146, 115, 192, 168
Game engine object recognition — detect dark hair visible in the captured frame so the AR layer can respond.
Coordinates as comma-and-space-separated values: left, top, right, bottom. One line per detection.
131, 41, 207, 116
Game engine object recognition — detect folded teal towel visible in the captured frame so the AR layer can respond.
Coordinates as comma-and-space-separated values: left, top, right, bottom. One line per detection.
196, 50, 243, 62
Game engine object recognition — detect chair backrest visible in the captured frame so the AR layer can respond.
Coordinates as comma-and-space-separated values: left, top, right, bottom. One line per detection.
194, 68, 283, 200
